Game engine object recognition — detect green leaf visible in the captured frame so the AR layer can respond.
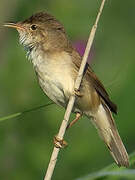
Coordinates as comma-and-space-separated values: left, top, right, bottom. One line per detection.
76, 152, 135, 180
0, 102, 53, 122
77, 170, 135, 180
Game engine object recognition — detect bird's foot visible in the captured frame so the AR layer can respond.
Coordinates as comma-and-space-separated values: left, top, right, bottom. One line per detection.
74, 88, 83, 97
54, 135, 68, 148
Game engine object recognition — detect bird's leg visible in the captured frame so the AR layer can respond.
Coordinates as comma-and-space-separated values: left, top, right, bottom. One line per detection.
66, 112, 82, 130
54, 112, 82, 148
54, 87, 82, 148
54, 135, 68, 148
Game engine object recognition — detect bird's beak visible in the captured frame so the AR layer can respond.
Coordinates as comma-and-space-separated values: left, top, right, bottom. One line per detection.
3, 22, 25, 31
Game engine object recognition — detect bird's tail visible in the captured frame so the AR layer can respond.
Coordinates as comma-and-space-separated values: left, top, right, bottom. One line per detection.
86, 103, 129, 167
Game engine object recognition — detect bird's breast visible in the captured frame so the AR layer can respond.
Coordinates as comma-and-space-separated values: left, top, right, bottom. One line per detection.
31, 50, 75, 107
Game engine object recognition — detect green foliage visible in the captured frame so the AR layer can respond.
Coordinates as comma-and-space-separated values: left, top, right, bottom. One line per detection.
0, 103, 53, 122
76, 152, 135, 180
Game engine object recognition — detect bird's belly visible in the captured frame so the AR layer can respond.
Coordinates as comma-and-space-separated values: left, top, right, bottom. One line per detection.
38, 74, 67, 107
35, 62, 75, 108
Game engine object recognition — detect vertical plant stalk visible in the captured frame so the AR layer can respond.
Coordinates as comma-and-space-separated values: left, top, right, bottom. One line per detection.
44, 0, 106, 179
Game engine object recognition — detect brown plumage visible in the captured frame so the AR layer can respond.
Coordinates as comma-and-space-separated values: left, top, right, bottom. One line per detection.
4, 12, 129, 167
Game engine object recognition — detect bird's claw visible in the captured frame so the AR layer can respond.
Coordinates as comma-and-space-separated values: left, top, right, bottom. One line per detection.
54, 135, 68, 148
74, 88, 83, 97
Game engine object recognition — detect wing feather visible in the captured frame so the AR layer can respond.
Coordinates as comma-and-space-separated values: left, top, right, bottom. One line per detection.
70, 49, 117, 114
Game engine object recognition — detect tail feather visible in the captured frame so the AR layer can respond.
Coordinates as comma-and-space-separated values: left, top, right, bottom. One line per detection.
87, 103, 129, 167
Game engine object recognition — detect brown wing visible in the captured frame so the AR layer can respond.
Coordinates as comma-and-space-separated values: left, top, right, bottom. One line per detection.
87, 67, 117, 114
70, 49, 117, 114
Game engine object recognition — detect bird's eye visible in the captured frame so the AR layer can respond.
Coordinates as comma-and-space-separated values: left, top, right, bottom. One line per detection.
30, 24, 37, 30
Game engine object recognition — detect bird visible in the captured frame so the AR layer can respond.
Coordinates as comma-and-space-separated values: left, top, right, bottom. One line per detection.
4, 12, 129, 167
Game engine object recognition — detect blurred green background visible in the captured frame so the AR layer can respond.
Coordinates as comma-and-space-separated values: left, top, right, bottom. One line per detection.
0, 0, 135, 180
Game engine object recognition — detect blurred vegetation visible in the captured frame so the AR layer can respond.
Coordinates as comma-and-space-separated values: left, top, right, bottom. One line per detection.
0, 0, 135, 180
76, 152, 135, 180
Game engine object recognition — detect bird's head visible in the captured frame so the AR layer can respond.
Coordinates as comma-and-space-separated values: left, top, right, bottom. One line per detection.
4, 12, 69, 54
